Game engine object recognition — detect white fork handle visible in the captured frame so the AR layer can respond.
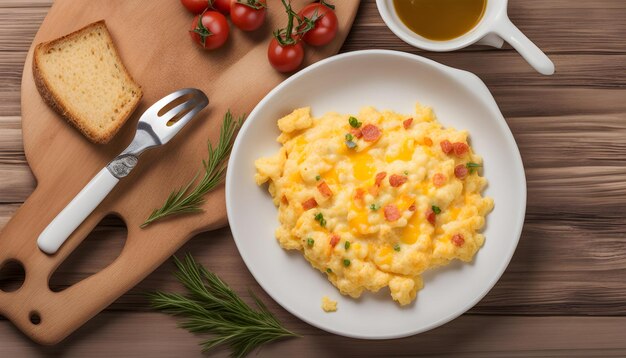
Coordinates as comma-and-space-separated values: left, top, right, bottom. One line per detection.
494, 17, 555, 76
37, 168, 119, 254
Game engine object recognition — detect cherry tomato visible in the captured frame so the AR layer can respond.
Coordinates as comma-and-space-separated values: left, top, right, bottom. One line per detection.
189, 11, 230, 50
181, 0, 209, 14
211, 0, 231, 15
298, 3, 338, 46
268, 37, 304, 73
231, 0, 267, 32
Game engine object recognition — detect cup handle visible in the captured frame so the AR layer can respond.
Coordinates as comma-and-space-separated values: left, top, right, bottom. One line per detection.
493, 17, 555, 75
477, 33, 505, 49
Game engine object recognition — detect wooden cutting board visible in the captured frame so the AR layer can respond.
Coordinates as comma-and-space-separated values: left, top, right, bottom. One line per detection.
0, 0, 359, 345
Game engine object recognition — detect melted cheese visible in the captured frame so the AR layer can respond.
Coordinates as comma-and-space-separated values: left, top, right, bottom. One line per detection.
323, 167, 340, 184
401, 213, 423, 245
349, 202, 370, 235
349, 150, 375, 182
376, 245, 393, 266
386, 139, 415, 162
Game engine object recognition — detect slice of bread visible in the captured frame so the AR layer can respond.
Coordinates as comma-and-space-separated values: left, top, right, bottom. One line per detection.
33, 20, 142, 144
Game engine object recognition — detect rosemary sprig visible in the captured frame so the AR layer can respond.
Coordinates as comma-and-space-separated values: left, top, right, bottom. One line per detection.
141, 111, 244, 228
149, 255, 298, 357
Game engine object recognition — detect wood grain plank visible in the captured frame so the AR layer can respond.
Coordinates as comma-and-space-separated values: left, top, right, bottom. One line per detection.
527, 166, 626, 210
0, 8, 45, 52
0, 164, 34, 203
429, 53, 626, 89
0, 53, 28, 116
0, 0, 52, 7
511, 114, 626, 168
494, 88, 626, 117
0, 117, 24, 164
2, 313, 626, 357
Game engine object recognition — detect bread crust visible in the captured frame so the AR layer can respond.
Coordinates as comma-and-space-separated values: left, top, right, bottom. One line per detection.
32, 20, 143, 144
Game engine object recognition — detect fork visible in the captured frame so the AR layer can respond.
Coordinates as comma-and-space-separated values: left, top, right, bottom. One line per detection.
37, 88, 209, 254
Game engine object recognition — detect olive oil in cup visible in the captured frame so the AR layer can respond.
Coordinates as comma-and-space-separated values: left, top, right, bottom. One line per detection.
393, 0, 487, 41
376, 0, 555, 75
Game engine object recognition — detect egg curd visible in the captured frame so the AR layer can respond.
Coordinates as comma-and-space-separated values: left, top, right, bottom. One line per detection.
321, 296, 338, 312
254, 105, 493, 305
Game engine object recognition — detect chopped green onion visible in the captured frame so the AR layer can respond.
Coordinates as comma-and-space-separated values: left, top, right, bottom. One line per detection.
466, 162, 482, 174
344, 241, 351, 250
343, 259, 351, 267
370, 203, 380, 211
345, 133, 354, 141
403, 170, 409, 175
394, 243, 401, 252
326, 268, 332, 273
307, 238, 315, 247
349, 116, 362, 128
314, 213, 327, 227
315, 175, 321, 181
432, 205, 441, 215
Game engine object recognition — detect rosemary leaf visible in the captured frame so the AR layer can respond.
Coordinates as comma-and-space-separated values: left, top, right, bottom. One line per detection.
149, 255, 298, 357
141, 111, 244, 228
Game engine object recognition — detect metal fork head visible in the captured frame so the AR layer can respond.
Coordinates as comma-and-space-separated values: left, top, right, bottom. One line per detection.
140, 88, 209, 145
118, 88, 209, 159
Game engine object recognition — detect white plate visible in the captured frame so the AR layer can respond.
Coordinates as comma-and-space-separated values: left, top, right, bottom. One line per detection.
226, 50, 526, 339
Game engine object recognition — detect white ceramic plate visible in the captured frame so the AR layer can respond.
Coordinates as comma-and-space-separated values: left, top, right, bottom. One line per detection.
226, 50, 526, 339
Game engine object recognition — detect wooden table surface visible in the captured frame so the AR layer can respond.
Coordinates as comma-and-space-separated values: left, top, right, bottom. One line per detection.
1, 0, 626, 356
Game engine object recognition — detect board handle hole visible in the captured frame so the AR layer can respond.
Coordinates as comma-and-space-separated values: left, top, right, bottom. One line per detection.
48, 215, 127, 292
0, 260, 25, 293
29, 311, 41, 325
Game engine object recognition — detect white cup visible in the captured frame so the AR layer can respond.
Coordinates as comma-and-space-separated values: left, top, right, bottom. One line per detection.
376, 0, 555, 75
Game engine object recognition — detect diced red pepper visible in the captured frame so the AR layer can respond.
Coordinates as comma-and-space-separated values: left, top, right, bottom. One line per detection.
329, 234, 340, 247
426, 209, 436, 225
453, 142, 469, 157
384, 204, 401, 222
440, 140, 453, 154
375, 172, 387, 186
317, 181, 333, 197
302, 198, 318, 210
350, 128, 363, 139
451, 234, 465, 247
454, 164, 468, 179
354, 188, 365, 200
389, 174, 408, 187
354, 188, 365, 201
433, 173, 447, 187
403, 118, 413, 129
362, 124, 382, 142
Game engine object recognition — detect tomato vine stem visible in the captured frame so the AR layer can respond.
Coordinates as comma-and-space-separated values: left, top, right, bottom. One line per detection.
190, 10, 214, 48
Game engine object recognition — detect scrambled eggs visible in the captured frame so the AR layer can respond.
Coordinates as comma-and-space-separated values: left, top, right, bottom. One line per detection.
255, 105, 493, 305
321, 296, 338, 312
